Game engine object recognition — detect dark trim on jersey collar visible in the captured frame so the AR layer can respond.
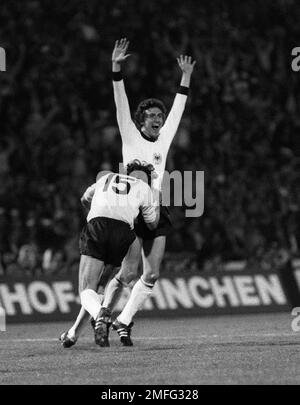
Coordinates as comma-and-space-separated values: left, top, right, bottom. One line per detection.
139, 130, 158, 142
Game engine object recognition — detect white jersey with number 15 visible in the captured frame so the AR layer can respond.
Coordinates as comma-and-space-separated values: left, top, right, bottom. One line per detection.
84, 172, 157, 229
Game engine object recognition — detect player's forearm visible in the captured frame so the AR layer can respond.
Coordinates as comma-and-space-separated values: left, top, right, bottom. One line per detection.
146, 214, 159, 231
81, 198, 91, 212
112, 62, 121, 72
154, 206, 160, 227
112, 77, 133, 132
180, 72, 192, 88
81, 184, 96, 211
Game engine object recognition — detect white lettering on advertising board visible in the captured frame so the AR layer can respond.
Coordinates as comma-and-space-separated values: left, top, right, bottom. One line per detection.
0, 273, 288, 317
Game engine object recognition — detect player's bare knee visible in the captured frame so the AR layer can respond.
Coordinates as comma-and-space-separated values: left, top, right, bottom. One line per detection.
118, 261, 139, 284
142, 272, 159, 286
79, 278, 98, 293
118, 271, 136, 285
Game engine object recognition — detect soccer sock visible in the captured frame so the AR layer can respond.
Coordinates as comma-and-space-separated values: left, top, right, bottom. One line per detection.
102, 277, 125, 311
80, 289, 102, 320
69, 293, 104, 337
118, 277, 153, 326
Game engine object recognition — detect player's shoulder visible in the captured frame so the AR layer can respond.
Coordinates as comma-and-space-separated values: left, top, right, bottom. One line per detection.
127, 176, 151, 197
96, 170, 114, 182
126, 174, 141, 188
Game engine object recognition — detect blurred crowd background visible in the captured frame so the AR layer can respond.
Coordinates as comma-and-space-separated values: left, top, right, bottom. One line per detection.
0, 0, 299, 277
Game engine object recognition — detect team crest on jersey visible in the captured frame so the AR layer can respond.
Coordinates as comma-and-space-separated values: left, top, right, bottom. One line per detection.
153, 152, 162, 165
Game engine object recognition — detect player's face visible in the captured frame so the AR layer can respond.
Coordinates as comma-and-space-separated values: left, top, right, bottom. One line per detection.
141, 107, 164, 140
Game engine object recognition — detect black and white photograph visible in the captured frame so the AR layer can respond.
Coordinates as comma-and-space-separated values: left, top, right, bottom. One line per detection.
0, 0, 300, 387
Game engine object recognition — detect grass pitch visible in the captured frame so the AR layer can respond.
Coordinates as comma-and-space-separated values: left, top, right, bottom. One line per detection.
0, 313, 299, 385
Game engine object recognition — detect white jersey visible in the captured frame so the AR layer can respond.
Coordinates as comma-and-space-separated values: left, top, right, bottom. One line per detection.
84, 172, 157, 229
113, 79, 188, 190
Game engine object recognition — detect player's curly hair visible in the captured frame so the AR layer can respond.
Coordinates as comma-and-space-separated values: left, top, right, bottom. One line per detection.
126, 159, 157, 186
134, 98, 167, 129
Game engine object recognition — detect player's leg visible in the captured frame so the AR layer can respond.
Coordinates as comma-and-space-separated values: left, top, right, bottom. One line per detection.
70, 283, 105, 336
79, 254, 114, 346
114, 236, 166, 346
92, 219, 137, 347
140, 235, 166, 285
59, 268, 110, 348
67, 307, 91, 338
101, 236, 142, 312
79, 254, 105, 318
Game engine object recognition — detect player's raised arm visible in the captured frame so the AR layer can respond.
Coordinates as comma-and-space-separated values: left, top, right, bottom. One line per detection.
112, 38, 136, 142
177, 55, 196, 88
112, 38, 131, 72
162, 55, 196, 145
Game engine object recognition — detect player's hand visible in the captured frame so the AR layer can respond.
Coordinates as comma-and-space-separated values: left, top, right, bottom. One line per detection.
112, 38, 131, 64
177, 55, 196, 75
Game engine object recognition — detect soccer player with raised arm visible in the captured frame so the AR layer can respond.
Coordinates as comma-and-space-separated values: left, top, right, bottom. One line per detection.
60, 38, 195, 348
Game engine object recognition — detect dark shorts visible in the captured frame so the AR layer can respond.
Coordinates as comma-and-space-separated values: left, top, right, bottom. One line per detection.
79, 217, 136, 266
134, 206, 172, 240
